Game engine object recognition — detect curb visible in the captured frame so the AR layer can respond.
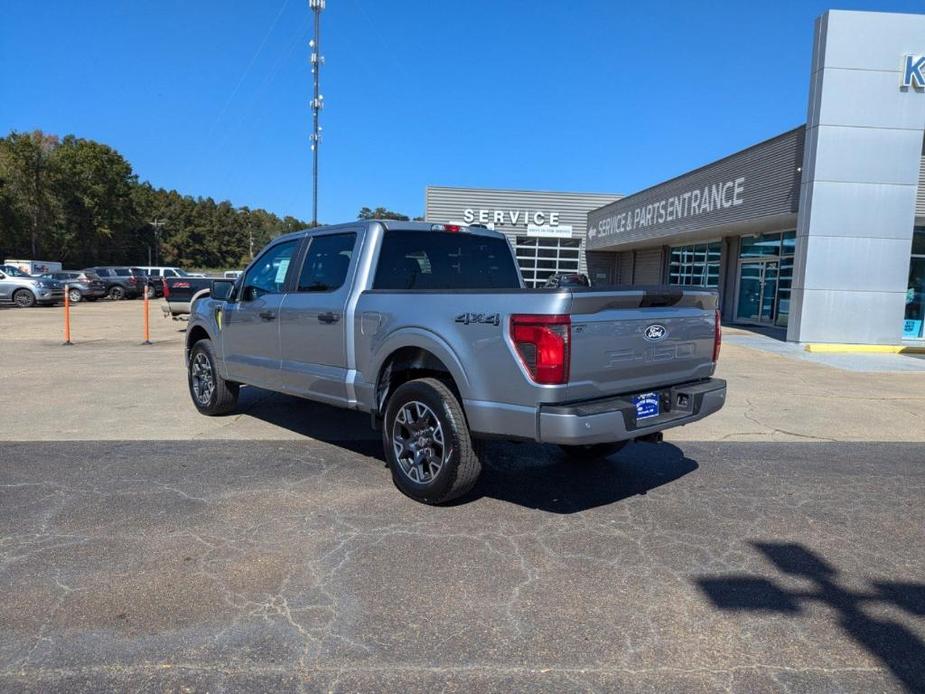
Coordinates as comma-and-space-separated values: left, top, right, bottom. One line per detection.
804, 344, 925, 354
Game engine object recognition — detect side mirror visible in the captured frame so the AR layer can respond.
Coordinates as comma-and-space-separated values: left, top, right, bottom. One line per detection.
211, 279, 235, 301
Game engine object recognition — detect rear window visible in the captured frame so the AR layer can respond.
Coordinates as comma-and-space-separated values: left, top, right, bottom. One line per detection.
373, 231, 520, 290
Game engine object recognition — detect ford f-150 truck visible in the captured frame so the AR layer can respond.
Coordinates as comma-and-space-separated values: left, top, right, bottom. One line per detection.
185, 221, 725, 504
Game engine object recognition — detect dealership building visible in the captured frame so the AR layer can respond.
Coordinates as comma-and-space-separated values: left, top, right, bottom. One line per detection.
427, 10, 925, 346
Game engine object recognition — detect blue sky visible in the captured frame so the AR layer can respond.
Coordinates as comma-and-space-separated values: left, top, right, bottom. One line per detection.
2, 1, 923, 223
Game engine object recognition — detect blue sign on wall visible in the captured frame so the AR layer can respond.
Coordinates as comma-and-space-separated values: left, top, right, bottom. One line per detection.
903, 319, 923, 339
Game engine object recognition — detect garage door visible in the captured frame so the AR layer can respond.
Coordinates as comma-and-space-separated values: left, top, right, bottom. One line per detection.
633, 248, 664, 284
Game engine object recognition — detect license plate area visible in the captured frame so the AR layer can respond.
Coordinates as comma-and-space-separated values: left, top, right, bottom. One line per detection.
633, 391, 660, 421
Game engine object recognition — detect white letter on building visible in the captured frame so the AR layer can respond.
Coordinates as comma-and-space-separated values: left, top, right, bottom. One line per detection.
733, 177, 745, 206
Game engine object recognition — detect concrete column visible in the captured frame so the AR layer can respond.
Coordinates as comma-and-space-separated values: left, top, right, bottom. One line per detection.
788, 10, 925, 344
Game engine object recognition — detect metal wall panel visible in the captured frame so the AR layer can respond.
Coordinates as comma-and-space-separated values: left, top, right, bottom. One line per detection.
587, 127, 804, 251
788, 10, 925, 344
425, 186, 621, 281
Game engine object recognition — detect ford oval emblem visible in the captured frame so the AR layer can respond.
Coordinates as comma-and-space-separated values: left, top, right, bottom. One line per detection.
643, 324, 668, 341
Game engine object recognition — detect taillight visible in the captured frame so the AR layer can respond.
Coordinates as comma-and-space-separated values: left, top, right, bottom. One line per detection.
163, 280, 170, 299
713, 309, 722, 362
128, 276, 137, 285
510, 314, 571, 385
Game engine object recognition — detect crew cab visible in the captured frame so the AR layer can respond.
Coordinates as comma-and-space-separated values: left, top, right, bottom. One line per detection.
185, 221, 726, 504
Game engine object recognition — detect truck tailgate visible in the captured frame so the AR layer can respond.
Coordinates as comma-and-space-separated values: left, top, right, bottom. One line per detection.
566, 287, 718, 401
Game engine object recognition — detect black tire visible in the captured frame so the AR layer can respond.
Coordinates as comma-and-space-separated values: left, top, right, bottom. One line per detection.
13, 289, 36, 308
383, 377, 482, 505
558, 441, 628, 461
109, 285, 125, 301
187, 339, 239, 415
67, 288, 82, 304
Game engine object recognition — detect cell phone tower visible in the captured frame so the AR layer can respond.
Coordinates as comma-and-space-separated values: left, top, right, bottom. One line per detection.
309, 0, 325, 226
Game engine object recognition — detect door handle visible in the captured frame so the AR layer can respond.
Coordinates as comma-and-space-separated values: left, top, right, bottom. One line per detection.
318, 311, 340, 324
259, 311, 277, 321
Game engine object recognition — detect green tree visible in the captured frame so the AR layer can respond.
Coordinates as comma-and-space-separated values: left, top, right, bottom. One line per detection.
0, 130, 60, 258
358, 206, 411, 221
51, 135, 140, 265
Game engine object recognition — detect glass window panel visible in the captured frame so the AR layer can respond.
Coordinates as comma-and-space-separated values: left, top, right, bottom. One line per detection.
905, 255, 925, 338
912, 229, 925, 256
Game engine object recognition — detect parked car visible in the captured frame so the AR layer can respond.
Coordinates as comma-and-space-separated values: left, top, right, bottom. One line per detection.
129, 268, 165, 299
163, 276, 215, 317
38, 271, 107, 303
83, 266, 143, 300
544, 272, 591, 288
184, 221, 726, 505
0, 264, 65, 307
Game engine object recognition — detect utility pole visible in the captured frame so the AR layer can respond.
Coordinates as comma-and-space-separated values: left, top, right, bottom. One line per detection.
149, 218, 166, 266
309, 0, 325, 226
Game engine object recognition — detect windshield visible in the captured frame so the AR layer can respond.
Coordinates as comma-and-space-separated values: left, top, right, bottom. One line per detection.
1, 265, 29, 277
174, 268, 191, 277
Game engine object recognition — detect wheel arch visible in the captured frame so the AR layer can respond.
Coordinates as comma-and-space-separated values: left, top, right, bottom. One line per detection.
372, 334, 470, 416
185, 324, 212, 364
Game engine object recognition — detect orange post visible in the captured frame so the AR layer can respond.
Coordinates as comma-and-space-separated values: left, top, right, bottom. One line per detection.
63, 283, 73, 346
142, 285, 151, 345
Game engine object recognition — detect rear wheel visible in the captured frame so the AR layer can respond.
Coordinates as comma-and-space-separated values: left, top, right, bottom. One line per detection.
383, 378, 482, 504
68, 288, 82, 304
188, 339, 238, 415
109, 286, 125, 301
558, 442, 627, 461
13, 289, 35, 308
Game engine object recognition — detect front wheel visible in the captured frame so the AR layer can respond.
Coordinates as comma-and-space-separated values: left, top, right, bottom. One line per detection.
13, 289, 36, 308
558, 442, 627, 462
109, 286, 125, 301
68, 288, 82, 304
187, 339, 239, 415
383, 378, 482, 505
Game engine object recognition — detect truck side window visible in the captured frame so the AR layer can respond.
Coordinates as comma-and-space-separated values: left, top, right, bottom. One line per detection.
297, 233, 356, 292
241, 240, 298, 301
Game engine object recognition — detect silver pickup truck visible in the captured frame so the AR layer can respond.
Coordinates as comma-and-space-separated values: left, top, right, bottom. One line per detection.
185, 221, 726, 504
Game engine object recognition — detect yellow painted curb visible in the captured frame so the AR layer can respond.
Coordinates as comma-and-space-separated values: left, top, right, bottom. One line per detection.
803, 343, 924, 354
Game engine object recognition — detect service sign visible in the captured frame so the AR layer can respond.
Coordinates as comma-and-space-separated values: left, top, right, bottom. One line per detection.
527, 224, 573, 239
463, 208, 562, 229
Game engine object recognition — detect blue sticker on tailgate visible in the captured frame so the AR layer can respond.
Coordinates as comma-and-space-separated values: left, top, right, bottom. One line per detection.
633, 392, 660, 420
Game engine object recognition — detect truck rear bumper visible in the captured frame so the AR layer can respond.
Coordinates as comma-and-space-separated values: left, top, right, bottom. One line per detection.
536, 378, 726, 445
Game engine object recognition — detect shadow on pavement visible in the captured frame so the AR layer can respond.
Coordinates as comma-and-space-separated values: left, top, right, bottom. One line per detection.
696, 542, 925, 692
236, 386, 699, 513
464, 439, 698, 513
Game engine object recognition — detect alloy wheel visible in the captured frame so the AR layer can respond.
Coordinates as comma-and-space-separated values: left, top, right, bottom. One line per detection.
391, 400, 446, 484
190, 352, 215, 406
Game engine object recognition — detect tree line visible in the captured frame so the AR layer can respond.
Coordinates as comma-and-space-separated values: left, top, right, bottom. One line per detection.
0, 130, 308, 269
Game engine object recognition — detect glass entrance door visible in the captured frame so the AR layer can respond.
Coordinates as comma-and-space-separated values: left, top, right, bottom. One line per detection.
736, 260, 779, 324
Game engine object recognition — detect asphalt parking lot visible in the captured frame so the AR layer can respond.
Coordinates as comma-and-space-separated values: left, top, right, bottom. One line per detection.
2, 301, 924, 692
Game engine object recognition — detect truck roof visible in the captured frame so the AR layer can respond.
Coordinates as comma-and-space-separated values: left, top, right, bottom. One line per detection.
271, 220, 508, 245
